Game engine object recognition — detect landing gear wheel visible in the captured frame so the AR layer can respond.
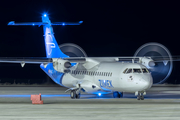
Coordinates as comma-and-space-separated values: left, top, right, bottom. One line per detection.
113, 92, 123, 98
113, 92, 120, 98
137, 95, 144, 100
70, 90, 76, 99
136, 92, 145, 100
137, 95, 141, 100
141, 95, 144, 100
119, 92, 123, 98
76, 93, 81, 99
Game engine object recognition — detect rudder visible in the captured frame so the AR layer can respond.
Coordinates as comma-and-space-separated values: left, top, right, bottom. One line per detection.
42, 15, 68, 58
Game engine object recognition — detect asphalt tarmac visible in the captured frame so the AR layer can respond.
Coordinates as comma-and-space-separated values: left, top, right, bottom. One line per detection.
0, 86, 180, 120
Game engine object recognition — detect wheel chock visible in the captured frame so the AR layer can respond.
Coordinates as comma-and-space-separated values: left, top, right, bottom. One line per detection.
31, 93, 43, 104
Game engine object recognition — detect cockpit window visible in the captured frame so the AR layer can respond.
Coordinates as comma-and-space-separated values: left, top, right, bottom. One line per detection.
126, 69, 132, 73
125, 68, 149, 74
123, 68, 128, 74
133, 69, 142, 73
142, 68, 149, 73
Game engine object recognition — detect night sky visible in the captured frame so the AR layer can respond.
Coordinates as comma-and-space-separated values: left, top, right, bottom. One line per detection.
0, 0, 180, 84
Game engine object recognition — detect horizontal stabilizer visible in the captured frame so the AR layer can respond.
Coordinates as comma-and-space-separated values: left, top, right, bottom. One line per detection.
8, 21, 47, 26
51, 21, 83, 25
8, 21, 83, 26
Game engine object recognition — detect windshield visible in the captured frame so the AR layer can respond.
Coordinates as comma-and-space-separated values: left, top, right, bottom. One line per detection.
124, 68, 149, 74
142, 68, 149, 73
133, 69, 142, 73
126, 69, 132, 73
123, 68, 128, 73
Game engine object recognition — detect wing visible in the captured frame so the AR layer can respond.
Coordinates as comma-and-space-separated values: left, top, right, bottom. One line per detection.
0, 57, 137, 68
149, 56, 180, 62
0, 57, 52, 67
0, 56, 179, 68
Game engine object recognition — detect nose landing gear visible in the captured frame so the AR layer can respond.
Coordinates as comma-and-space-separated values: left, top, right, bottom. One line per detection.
136, 91, 145, 100
137, 94, 144, 100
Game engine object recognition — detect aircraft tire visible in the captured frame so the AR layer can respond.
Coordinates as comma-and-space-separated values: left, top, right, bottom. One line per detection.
70, 90, 76, 99
113, 92, 120, 98
76, 93, 81, 99
137, 95, 141, 100
119, 92, 123, 98
141, 95, 144, 100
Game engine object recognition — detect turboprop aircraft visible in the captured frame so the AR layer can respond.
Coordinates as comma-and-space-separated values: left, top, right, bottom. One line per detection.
1, 14, 176, 100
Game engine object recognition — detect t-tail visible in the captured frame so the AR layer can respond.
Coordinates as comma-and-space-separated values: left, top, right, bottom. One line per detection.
8, 14, 83, 58
8, 14, 83, 86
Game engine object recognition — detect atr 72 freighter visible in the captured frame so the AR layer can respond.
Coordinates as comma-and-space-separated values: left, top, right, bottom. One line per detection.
0, 14, 174, 100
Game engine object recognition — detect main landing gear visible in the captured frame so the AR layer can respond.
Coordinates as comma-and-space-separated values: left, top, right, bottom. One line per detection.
113, 92, 123, 98
70, 90, 81, 99
70, 88, 81, 99
136, 91, 145, 100
69, 84, 82, 99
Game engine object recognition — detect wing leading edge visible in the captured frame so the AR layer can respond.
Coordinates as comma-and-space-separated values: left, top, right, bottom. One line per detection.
0, 56, 179, 68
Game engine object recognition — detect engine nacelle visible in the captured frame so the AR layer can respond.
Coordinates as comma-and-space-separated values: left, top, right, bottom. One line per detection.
140, 57, 155, 68
52, 58, 71, 73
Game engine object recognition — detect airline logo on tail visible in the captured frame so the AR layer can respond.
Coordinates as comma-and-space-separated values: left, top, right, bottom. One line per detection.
46, 42, 56, 55
44, 29, 56, 55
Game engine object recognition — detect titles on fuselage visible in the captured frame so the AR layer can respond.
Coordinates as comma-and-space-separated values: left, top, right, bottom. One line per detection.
99, 80, 113, 88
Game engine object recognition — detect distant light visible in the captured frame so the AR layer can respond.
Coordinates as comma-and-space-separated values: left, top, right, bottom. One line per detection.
62, 23, 65, 26
79, 21, 83, 23
32, 23, 35, 26
8, 21, 15, 25
44, 14, 47, 17
98, 93, 101, 96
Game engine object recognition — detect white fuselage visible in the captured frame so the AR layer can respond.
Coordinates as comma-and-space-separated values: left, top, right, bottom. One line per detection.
61, 62, 153, 94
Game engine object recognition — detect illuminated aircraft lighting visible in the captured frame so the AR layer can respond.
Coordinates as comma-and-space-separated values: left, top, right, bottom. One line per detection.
79, 21, 83, 23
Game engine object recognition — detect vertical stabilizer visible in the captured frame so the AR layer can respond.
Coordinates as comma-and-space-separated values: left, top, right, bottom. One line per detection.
42, 15, 68, 58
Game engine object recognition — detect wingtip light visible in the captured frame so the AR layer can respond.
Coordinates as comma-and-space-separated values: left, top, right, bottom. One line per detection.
79, 21, 83, 23
8, 21, 15, 25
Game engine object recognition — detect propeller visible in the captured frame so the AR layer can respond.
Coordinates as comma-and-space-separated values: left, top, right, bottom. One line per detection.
59, 43, 87, 57
134, 42, 173, 84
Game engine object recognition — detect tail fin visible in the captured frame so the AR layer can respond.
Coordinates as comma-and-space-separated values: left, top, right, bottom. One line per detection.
41, 14, 67, 58
8, 14, 83, 58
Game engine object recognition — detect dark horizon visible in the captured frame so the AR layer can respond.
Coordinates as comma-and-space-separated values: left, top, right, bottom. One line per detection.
0, 1, 180, 84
